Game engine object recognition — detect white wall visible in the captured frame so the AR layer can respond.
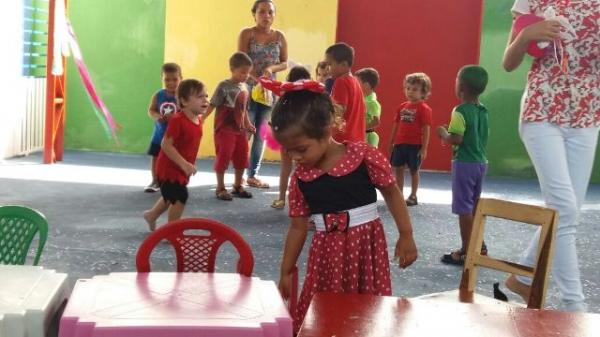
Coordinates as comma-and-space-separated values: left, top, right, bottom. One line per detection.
0, 1, 26, 160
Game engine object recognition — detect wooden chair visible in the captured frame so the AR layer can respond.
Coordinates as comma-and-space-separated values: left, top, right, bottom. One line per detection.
136, 218, 254, 276
459, 198, 558, 309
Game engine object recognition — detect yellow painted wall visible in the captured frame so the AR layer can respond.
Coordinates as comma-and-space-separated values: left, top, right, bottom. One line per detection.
164, 0, 338, 161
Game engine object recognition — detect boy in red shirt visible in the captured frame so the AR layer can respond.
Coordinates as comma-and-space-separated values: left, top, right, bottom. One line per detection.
203, 52, 255, 201
143, 79, 208, 231
325, 42, 366, 143
389, 73, 432, 206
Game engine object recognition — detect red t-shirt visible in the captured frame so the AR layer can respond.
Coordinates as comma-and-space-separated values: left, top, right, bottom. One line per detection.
393, 101, 432, 145
331, 74, 366, 143
156, 112, 203, 185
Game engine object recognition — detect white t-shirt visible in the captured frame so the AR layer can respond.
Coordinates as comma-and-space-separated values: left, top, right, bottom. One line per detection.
512, 0, 530, 14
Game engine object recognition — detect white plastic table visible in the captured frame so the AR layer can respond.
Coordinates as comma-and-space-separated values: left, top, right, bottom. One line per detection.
0, 265, 69, 337
59, 272, 292, 337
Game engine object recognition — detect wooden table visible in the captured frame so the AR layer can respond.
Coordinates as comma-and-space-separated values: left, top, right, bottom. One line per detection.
0, 265, 69, 337
298, 292, 600, 337
59, 272, 292, 337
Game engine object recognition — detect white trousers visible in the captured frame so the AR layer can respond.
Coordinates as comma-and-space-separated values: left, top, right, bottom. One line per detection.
517, 121, 599, 312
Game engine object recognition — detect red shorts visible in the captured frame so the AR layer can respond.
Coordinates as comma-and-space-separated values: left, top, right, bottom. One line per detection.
214, 130, 249, 172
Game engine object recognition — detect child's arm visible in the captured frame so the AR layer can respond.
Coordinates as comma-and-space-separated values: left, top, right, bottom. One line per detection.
379, 183, 418, 268
201, 104, 216, 123
388, 121, 399, 154
161, 135, 196, 177
503, 15, 561, 72
147, 93, 162, 122
366, 115, 380, 129
436, 126, 463, 145
243, 110, 256, 134
436, 109, 465, 145
278, 216, 309, 299
419, 125, 431, 160
366, 100, 381, 130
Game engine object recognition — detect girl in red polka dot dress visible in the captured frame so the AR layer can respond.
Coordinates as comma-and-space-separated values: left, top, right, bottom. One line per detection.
269, 81, 418, 331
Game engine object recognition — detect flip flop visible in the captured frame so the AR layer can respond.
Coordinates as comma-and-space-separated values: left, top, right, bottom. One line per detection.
231, 185, 253, 198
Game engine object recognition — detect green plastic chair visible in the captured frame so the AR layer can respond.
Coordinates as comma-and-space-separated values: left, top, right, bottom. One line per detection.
0, 205, 48, 265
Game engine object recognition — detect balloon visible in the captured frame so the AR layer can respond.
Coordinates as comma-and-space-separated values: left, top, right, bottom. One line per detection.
260, 123, 282, 151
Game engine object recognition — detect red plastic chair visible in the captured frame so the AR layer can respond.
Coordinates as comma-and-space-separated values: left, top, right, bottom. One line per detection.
136, 218, 254, 276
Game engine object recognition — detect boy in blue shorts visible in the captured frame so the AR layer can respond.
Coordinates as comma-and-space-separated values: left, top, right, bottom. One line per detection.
437, 65, 489, 265
145, 63, 182, 192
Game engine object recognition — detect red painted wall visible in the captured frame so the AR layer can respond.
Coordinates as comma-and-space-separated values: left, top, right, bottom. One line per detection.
336, 0, 484, 171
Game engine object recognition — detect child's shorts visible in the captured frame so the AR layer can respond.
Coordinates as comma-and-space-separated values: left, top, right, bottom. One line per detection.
390, 144, 422, 171
214, 130, 249, 172
159, 181, 189, 205
147, 142, 161, 157
452, 161, 488, 215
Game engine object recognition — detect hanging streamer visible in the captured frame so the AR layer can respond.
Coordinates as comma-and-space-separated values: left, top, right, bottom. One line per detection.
51, 0, 120, 144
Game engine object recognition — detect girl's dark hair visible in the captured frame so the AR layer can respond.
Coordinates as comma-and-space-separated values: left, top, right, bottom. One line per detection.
271, 90, 343, 139
286, 65, 311, 82
251, 0, 275, 14
177, 79, 205, 107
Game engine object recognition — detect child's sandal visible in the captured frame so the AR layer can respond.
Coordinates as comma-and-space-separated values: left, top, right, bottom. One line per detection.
246, 177, 269, 188
405, 195, 418, 206
441, 249, 465, 266
231, 185, 253, 199
216, 189, 233, 201
271, 199, 285, 209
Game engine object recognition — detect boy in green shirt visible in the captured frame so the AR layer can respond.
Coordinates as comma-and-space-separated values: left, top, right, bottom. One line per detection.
356, 67, 381, 147
436, 65, 489, 265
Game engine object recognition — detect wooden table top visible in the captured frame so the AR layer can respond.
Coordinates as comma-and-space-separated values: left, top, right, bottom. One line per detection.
298, 292, 600, 337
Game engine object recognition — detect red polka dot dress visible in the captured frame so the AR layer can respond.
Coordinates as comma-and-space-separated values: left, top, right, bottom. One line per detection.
288, 142, 396, 331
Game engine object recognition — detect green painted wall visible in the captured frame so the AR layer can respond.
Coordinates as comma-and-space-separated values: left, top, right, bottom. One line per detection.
480, 0, 600, 183
65, 0, 165, 153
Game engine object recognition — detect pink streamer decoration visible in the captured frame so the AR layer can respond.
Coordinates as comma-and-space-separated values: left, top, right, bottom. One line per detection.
67, 22, 119, 143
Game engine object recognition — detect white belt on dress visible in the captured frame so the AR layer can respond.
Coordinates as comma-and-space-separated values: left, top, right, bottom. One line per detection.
311, 202, 378, 232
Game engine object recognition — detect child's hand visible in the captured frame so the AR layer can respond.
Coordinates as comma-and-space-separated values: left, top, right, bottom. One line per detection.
160, 113, 172, 123
278, 272, 293, 300
263, 68, 273, 78
247, 123, 257, 134
521, 19, 561, 43
436, 125, 448, 139
418, 148, 427, 161
394, 235, 418, 269
182, 162, 197, 177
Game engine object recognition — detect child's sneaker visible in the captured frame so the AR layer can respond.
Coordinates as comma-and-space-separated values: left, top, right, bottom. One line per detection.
144, 182, 160, 193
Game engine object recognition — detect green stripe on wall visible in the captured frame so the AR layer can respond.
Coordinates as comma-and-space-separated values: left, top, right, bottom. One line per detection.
479, 0, 600, 183
23, 0, 49, 77
65, 0, 166, 153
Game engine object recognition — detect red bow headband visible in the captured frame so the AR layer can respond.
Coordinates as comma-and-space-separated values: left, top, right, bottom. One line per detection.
258, 77, 325, 97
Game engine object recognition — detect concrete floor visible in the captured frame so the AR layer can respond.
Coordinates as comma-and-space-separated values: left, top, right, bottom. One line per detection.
1, 150, 599, 313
